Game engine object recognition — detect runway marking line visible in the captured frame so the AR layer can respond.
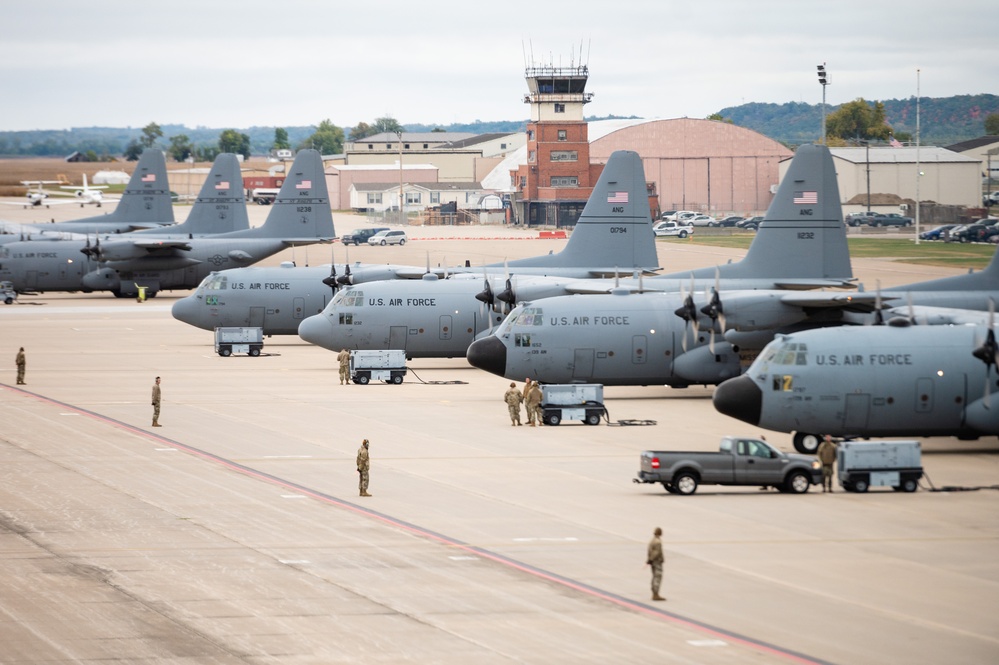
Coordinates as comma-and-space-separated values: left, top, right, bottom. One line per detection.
4, 384, 831, 665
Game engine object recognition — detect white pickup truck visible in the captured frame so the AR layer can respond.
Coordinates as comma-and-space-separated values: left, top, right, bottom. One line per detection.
653, 220, 694, 238
634, 436, 822, 495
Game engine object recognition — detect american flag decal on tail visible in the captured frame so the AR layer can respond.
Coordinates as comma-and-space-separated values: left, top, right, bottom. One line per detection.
607, 191, 629, 203
141, 173, 156, 182
215, 181, 229, 189
296, 180, 312, 189
793, 191, 817, 204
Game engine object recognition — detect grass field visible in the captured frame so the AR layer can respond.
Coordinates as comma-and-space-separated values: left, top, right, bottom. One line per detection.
669, 235, 997, 269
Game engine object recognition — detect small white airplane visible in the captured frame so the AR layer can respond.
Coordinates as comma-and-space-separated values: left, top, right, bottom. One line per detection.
56, 173, 118, 207
2, 180, 61, 208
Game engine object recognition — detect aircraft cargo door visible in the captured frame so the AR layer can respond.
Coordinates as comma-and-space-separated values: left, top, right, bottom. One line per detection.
573, 349, 595, 379
248, 307, 264, 328
843, 393, 871, 430
389, 326, 407, 351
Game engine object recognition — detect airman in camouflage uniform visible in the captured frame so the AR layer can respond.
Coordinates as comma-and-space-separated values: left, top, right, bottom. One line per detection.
15, 347, 26, 385
526, 382, 543, 426
356, 439, 371, 496
337, 349, 351, 385
647, 527, 665, 601
504, 382, 523, 426
817, 434, 838, 492
151, 376, 162, 427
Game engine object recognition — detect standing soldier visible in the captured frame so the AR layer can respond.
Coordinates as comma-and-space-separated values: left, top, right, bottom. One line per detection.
337, 349, 351, 385
503, 382, 524, 426
151, 376, 162, 427
15, 346, 26, 385
817, 434, 838, 492
647, 527, 665, 601
526, 381, 543, 426
356, 438, 371, 497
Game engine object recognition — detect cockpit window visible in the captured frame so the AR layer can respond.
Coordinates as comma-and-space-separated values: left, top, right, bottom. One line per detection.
333, 289, 364, 307
764, 342, 807, 366
515, 307, 544, 327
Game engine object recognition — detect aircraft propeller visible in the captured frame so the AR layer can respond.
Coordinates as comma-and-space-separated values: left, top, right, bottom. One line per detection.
674, 276, 700, 352
497, 275, 516, 309
972, 298, 999, 407
321, 245, 338, 293
336, 244, 353, 286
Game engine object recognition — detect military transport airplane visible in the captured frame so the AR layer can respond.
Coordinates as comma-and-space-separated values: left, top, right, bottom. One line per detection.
0, 149, 174, 242
296, 142, 861, 358
172, 149, 660, 337
0, 149, 333, 297
713, 317, 999, 452
464, 146, 999, 388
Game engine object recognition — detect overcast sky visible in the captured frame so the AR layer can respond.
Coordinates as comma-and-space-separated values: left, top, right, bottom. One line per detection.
1, 1, 993, 132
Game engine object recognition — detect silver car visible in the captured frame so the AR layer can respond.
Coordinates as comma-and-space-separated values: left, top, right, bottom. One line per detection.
367, 230, 408, 246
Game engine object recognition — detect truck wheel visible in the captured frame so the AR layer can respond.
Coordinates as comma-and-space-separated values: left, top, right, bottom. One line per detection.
678, 230, 688, 238
852, 476, 870, 493
662, 482, 679, 494
793, 432, 821, 454
584, 410, 601, 425
4, 297, 12, 305
391, 374, 403, 385
220, 347, 232, 357
900, 477, 918, 493
545, 412, 561, 426
249, 347, 261, 357
356, 374, 370, 385
784, 471, 811, 494
673, 472, 698, 495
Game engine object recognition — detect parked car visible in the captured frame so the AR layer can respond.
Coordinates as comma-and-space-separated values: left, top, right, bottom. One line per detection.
367, 230, 408, 246
687, 214, 716, 227
845, 211, 873, 226
659, 210, 677, 221
653, 221, 694, 238
736, 215, 765, 231
867, 213, 913, 227
948, 223, 999, 243
341, 227, 389, 246
664, 210, 698, 222
918, 224, 957, 241
983, 192, 999, 206
714, 215, 746, 227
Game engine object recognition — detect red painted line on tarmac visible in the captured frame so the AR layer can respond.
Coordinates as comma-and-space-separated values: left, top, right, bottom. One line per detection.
5, 384, 830, 665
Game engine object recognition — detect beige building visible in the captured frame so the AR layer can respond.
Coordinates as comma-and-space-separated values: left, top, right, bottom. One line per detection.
349, 181, 487, 213
820, 147, 982, 211
325, 163, 438, 210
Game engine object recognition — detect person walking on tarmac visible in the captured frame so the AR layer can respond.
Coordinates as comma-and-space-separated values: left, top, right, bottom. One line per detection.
817, 434, 838, 492
337, 349, 351, 385
504, 382, 524, 426
356, 439, 371, 496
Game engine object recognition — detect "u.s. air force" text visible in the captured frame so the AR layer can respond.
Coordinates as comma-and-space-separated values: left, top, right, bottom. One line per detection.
816, 353, 913, 366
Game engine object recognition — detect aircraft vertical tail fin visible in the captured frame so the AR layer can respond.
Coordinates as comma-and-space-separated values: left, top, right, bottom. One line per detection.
506, 150, 658, 271
162, 153, 248, 235
104, 148, 175, 227
252, 149, 335, 241
717, 143, 852, 280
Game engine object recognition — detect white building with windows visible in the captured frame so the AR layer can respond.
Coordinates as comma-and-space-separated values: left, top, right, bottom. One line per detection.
348, 181, 487, 213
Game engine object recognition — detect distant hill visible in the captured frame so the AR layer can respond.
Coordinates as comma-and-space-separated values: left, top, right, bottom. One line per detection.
717, 94, 999, 146
0, 99, 992, 158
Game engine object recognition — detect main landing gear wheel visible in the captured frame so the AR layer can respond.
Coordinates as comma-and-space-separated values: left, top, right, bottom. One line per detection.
793, 432, 821, 454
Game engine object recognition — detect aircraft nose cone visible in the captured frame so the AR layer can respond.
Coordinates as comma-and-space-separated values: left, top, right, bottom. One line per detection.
466, 335, 507, 377
712, 376, 762, 425
171, 296, 202, 328
298, 314, 334, 349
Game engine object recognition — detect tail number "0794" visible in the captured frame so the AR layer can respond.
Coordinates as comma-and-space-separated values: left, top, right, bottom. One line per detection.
609, 226, 628, 233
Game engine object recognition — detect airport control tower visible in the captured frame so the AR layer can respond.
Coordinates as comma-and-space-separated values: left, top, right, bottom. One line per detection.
514, 61, 599, 227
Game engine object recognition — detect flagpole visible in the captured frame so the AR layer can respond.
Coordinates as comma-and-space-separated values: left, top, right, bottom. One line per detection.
915, 68, 921, 245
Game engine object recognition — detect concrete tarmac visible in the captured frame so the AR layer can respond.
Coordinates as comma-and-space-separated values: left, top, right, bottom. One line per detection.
1, 209, 998, 664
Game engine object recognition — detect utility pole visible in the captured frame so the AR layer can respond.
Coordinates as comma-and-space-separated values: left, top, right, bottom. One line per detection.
915, 69, 921, 245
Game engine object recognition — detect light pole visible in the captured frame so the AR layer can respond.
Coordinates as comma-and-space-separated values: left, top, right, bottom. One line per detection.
396, 130, 405, 226
817, 63, 829, 145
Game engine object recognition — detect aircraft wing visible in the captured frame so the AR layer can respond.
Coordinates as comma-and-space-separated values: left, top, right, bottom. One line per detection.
774, 291, 892, 311
770, 278, 858, 290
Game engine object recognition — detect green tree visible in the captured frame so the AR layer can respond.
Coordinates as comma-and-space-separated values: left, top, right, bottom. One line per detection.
985, 113, 999, 135
168, 134, 193, 162
140, 122, 163, 148
826, 98, 892, 142
301, 119, 345, 155
706, 113, 733, 124
84, 150, 98, 162
195, 145, 220, 162
273, 127, 290, 150
218, 129, 251, 158
348, 121, 374, 140
123, 139, 144, 161
372, 116, 404, 135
